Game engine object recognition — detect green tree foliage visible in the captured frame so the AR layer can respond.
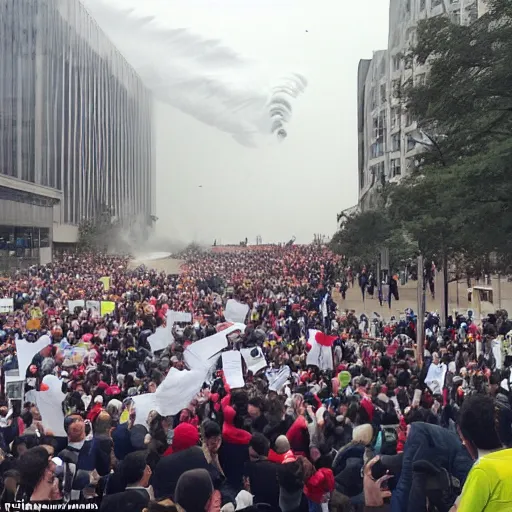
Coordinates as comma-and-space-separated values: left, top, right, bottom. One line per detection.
330, 211, 417, 272
389, 0, 512, 271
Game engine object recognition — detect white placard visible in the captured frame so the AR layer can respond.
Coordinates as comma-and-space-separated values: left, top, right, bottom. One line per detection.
184, 323, 246, 370
68, 300, 85, 312
492, 338, 503, 370
224, 299, 250, 324
306, 329, 334, 371
148, 310, 192, 353
85, 300, 101, 316
36, 375, 66, 436
222, 351, 245, 389
132, 366, 209, 426
268, 366, 291, 392
425, 362, 447, 395
16, 334, 51, 379
241, 347, 267, 374
0, 298, 14, 314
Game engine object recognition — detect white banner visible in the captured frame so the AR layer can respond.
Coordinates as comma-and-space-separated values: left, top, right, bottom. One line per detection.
306, 329, 334, 371
148, 310, 192, 353
492, 338, 503, 370
222, 351, 245, 389
224, 299, 250, 324
133, 366, 209, 426
68, 300, 85, 312
0, 298, 14, 314
16, 334, 51, 379
184, 323, 246, 370
85, 300, 101, 316
241, 347, 267, 374
35, 375, 66, 437
267, 366, 291, 392
425, 362, 447, 395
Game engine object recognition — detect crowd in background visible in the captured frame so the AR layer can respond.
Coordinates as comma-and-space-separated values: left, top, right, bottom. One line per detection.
0, 245, 510, 512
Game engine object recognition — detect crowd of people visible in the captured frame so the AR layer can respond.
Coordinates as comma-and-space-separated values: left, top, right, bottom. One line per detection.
0, 244, 510, 512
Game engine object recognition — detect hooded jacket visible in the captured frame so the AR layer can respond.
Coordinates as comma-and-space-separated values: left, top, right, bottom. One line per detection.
163, 422, 199, 456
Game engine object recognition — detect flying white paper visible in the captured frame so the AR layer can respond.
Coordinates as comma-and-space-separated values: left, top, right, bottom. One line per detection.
35, 375, 66, 437
222, 351, 245, 389
240, 347, 267, 374
0, 298, 14, 313
132, 366, 209, 426
267, 366, 291, 392
184, 323, 246, 370
224, 300, 250, 324
16, 334, 51, 379
425, 362, 447, 395
148, 310, 192, 353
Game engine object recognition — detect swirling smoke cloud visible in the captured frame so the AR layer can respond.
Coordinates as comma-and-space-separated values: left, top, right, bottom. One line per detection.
81, 0, 308, 146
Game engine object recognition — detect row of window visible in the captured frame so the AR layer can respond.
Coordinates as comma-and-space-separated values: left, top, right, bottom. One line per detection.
0, 0, 153, 226
370, 133, 418, 158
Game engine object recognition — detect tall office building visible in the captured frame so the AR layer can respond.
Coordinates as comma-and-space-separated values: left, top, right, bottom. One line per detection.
356, 0, 487, 213
0, 0, 155, 268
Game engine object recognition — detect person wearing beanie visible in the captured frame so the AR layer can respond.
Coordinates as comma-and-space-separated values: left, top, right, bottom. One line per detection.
152, 425, 216, 500
163, 423, 199, 457
174, 469, 220, 512
243, 433, 280, 509
87, 395, 104, 424
269, 435, 295, 464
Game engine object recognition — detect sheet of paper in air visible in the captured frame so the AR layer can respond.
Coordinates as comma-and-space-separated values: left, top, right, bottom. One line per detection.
16, 334, 51, 379
148, 310, 192, 353
241, 347, 267, 374
85, 300, 101, 316
132, 392, 158, 427
425, 362, 448, 394
492, 338, 503, 370
36, 375, 66, 437
133, 366, 209, 425
268, 366, 291, 392
68, 300, 85, 312
224, 299, 250, 324
0, 298, 14, 313
222, 351, 245, 389
184, 323, 246, 370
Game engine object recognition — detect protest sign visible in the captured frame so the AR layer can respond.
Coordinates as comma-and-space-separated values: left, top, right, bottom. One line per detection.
224, 299, 249, 324
222, 351, 245, 389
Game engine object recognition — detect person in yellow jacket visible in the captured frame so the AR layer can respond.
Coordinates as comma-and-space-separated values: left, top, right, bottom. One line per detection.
452, 394, 512, 512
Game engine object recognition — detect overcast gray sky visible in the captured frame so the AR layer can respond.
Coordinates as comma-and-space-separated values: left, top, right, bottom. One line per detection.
88, 0, 390, 245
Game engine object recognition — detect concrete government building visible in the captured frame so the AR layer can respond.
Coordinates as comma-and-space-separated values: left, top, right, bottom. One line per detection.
0, 0, 155, 268
347, 0, 488, 220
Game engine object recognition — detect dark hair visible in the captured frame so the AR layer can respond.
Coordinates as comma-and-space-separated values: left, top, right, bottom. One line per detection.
249, 433, 270, 457
248, 396, 264, 411
458, 394, 502, 450
202, 420, 221, 440
21, 411, 33, 428
121, 451, 148, 486
17, 447, 50, 495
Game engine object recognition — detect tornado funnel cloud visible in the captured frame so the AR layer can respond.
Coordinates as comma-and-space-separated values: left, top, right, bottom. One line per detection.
81, 0, 308, 146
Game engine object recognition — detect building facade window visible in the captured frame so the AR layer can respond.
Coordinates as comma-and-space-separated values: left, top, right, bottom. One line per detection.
391, 158, 401, 177
392, 133, 401, 152
407, 135, 417, 151
0, 0, 154, 228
